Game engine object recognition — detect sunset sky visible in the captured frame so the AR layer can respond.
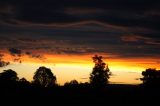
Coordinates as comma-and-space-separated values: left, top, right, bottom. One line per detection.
0, 0, 160, 85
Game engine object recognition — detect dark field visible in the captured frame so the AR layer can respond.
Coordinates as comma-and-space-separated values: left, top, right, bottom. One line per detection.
1, 84, 160, 106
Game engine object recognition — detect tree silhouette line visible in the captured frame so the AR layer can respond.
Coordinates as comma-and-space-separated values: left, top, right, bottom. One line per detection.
1, 55, 160, 106
0, 55, 159, 88
0, 55, 111, 88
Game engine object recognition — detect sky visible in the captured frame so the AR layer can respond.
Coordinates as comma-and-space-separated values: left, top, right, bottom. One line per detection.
0, 0, 160, 85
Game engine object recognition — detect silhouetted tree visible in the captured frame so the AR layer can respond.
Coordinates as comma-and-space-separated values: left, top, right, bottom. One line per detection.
90, 55, 110, 87
16, 78, 30, 90
141, 68, 160, 85
19, 77, 27, 82
19, 77, 30, 85
69, 80, 79, 85
64, 80, 79, 86
0, 69, 19, 82
33, 66, 56, 87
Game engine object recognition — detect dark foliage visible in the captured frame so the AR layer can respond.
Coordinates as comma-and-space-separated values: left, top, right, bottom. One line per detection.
0, 69, 19, 82
0, 67, 160, 106
90, 55, 110, 87
19, 77, 30, 85
33, 66, 57, 87
141, 68, 160, 85
64, 80, 79, 87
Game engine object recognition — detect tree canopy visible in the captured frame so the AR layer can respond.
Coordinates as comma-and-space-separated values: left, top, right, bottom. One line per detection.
64, 80, 79, 86
33, 66, 57, 87
0, 69, 19, 82
90, 55, 111, 87
141, 68, 160, 85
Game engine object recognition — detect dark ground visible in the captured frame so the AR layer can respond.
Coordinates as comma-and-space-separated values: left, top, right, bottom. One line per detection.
1, 84, 160, 106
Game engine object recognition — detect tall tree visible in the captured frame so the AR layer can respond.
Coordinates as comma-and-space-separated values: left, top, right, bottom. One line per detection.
90, 55, 110, 87
33, 66, 56, 87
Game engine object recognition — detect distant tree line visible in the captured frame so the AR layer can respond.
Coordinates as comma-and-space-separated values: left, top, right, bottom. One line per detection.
0, 55, 160, 88
0, 55, 111, 88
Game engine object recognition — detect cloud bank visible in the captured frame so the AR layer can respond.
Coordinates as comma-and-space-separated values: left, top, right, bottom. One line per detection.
0, 0, 159, 61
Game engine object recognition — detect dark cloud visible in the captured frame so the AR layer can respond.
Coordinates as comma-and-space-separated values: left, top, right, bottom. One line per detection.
0, 0, 160, 60
8, 48, 22, 57
25, 52, 46, 61
0, 54, 10, 67
7, 48, 46, 62
0, 0, 160, 31
0, 26, 158, 59
121, 35, 160, 45
0, 61, 10, 67
8, 48, 22, 63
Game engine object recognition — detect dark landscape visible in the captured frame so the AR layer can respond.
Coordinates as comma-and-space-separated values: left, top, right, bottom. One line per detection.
1, 57, 160, 106
0, 0, 160, 106
1, 81, 160, 106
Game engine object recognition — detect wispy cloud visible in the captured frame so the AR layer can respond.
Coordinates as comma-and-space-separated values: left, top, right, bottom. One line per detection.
121, 35, 160, 45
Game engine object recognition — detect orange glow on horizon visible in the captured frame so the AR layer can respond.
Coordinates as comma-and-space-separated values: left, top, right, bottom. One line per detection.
0, 52, 160, 85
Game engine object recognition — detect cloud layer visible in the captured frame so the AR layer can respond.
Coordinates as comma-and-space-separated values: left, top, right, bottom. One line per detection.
0, 0, 159, 61
0, 0, 160, 29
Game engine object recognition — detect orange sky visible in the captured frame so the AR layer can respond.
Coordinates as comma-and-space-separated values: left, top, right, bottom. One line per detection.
0, 52, 159, 85
0, 0, 160, 86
